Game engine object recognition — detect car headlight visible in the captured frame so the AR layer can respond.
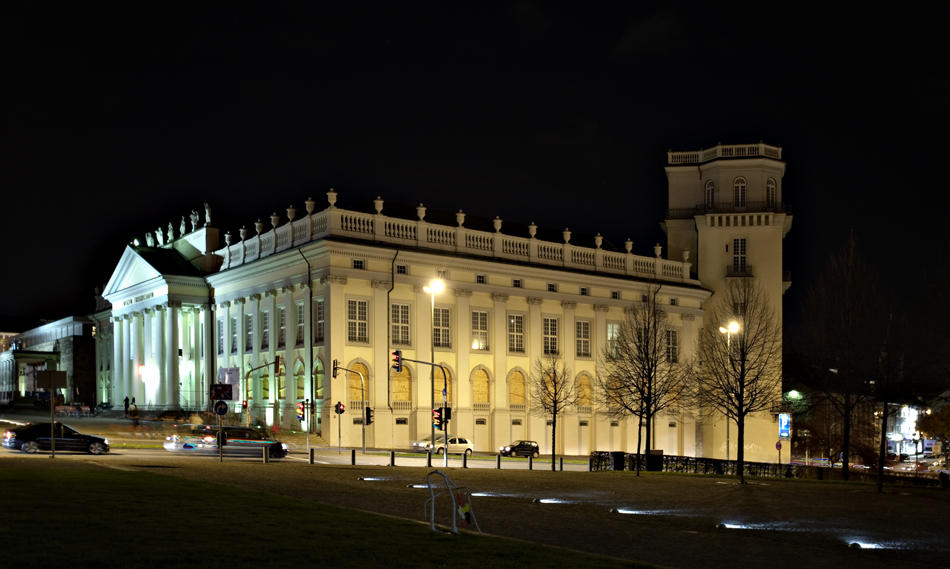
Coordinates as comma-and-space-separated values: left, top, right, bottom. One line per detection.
281, 444, 289, 451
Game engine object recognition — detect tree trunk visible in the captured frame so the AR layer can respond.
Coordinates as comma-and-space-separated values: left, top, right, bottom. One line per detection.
842, 392, 851, 481
551, 414, 557, 472
737, 414, 745, 483
636, 414, 643, 476
877, 403, 887, 493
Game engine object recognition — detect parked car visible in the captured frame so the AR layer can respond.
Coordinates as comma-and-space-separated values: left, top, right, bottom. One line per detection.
409, 434, 473, 455
2, 422, 110, 454
499, 440, 540, 458
410, 434, 447, 454
163, 425, 288, 458
436, 437, 474, 456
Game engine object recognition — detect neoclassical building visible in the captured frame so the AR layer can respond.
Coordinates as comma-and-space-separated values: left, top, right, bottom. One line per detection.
89, 142, 791, 458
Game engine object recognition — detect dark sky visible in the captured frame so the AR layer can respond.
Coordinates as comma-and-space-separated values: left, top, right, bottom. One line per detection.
2, 3, 946, 335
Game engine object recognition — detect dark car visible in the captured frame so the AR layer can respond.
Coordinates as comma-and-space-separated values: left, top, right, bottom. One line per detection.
2, 422, 110, 454
164, 425, 289, 458
499, 440, 539, 458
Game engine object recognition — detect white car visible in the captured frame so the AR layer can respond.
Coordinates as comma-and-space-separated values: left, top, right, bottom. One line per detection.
410, 434, 473, 456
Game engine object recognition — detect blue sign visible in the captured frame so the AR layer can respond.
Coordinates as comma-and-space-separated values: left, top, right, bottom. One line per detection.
214, 400, 229, 416
778, 413, 791, 439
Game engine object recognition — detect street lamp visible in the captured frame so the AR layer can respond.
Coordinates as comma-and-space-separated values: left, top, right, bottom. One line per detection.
423, 279, 444, 463
718, 321, 739, 461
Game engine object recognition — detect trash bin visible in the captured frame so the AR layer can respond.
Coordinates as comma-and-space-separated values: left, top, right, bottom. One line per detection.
610, 451, 626, 471
646, 449, 663, 472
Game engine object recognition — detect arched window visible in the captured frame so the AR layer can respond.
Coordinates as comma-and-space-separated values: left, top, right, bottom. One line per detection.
433, 366, 452, 404
472, 368, 490, 404
348, 362, 369, 402
576, 374, 591, 407
733, 177, 746, 207
704, 180, 715, 209
261, 371, 270, 400
295, 363, 305, 400
766, 178, 776, 208
313, 359, 324, 400
392, 366, 411, 402
509, 370, 525, 405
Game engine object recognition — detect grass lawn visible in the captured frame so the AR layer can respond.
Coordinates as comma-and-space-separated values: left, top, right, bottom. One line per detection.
1, 464, 657, 569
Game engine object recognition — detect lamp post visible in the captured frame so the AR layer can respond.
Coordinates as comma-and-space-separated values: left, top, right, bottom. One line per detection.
423, 279, 444, 461
718, 321, 739, 462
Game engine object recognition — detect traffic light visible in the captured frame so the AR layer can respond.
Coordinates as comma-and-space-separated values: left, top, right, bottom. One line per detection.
296, 402, 305, 421
365, 407, 374, 425
241, 400, 248, 410
332, 359, 339, 378
335, 401, 345, 415
274, 355, 282, 376
391, 350, 402, 373
432, 408, 442, 430
443, 407, 452, 421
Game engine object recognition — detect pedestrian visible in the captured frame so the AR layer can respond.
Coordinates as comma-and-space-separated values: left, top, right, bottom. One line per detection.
131, 396, 136, 407
129, 404, 140, 428
124, 396, 130, 414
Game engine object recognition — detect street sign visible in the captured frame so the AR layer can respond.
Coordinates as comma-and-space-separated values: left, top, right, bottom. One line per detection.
778, 413, 791, 439
214, 400, 229, 416
775, 441, 782, 451
210, 383, 233, 401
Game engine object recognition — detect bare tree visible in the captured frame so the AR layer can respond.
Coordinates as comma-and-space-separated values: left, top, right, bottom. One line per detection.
528, 352, 577, 471
693, 277, 782, 483
596, 284, 689, 474
801, 232, 886, 481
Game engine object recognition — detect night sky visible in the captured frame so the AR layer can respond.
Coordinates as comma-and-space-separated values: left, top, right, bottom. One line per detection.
2, 4, 946, 337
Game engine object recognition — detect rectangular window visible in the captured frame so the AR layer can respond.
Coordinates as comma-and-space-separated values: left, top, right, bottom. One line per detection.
260, 310, 269, 350
314, 299, 325, 343
547, 283, 557, 293
396, 264, 407, 275
580, 287, 590, 296
543, 317, 558, 355
433, 307, 451, 348
508, 314, 524, 353
437, 269, 447, 279
391, 303, 410, 346
277, 307, 286, 348
611, 291, 620, 300
641, 294, 648, 302
471, 310, 489, 350
666, 330, 679, 363
217, 319, 224, 355
230, 316, 238, 354
512, 279, 523, 288
245, 313, 253, 352
733, 238, 747, 271
670, 298, 678, 306
476, 274, 486, 284
576, 321, 591, 358
353, 259, 365, 270
348, 299, 368, 343
607, 323, 621, 357
295, 303, 305, 346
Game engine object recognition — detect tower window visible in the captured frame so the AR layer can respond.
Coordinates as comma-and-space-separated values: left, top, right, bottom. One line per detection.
733, 238, 747, 272
705, 180, 715, 209
766, 178, 776, 208
734, 178, 747, 208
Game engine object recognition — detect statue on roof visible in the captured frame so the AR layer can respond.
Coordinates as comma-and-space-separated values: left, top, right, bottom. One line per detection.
145, 232, 155, 247
167, 222, 175, 241
156, 227, 164, 245
190, 210, 199, 232
180, 216, 186, 236
204, 203, 212, 226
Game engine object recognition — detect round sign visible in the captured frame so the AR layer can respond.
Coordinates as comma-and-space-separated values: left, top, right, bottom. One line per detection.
775, 441, 782, 451
214, 400, 229, 416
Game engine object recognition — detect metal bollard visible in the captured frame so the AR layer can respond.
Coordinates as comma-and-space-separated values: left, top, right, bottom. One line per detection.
588, 458, 592, 472
263, 447, 269, 464
351, 449, 356, 465
559, 457, 563, 471
310, 448, 315, 464
390, 451, 395, 466
529, 455, 533, 470
427, 451, 432, 467
496, 455, 501, 469
463, 453, 468, 468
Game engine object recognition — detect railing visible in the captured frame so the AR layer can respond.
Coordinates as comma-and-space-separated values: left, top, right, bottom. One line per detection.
392, 400, 412, 411
348, 399, 366, 410
509, 404, 526, 412
473, 402, 490, 412
668, 142, 782, 164
666, 201, 789, 219
576, 405, 592, 414
211, 197, 699, 285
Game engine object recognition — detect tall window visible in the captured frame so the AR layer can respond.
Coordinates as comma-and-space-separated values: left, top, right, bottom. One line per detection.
576, 374, 592, 407
509, 370, 525, 405
260, 310, 269, 350
734, 177, 747, 207
473, 369, 489, 404
244, 313, 253, 351
471, 311, 488, 350
766, 178, 776, 208
666, 330, 679, 363
391, 303, 410, 346
348, 299, 368, 343
705, 180, 715, 208
508, 314, 525, 353
575, 321, 591, 358
217, 319, 224, 355
295, 365, 305, 400
230, 316, 238, 354
607, 323, 620, 358
433, 307, 451, 348
348, 362, 369, 401
543, 317, 558, 355
733, 238, 747, 271
295, 303, 305, 346
314, 299, 324, 343
392, 366, 411, 402
277, 307, 286, 348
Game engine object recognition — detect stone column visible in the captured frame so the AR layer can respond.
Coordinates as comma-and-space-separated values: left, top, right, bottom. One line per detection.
112, 316, 124, 406
322, 276, 346, 443
249, 294, 261, 410
155, 305, 166, 407
561, 300, 577, 377
131, 311, 144, 406
527, 297, 543, 363
593, 304, 609, 453
165, 301, 181, 409
414, 284, 433, 414
123, 315, 132, 406
262, 290, 278, 421
202, 304, 214, 409
491, 292, 509, 449
280, 285, 295, 426
142, 309, 152, 369
455, 289, 472, 410
191, 307, 202, 410
234, 298, 246, 403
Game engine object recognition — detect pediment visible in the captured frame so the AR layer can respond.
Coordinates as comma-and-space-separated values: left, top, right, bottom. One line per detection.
102, 246, 163, 301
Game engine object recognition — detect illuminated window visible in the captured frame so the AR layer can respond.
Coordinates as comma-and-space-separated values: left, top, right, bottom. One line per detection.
244, 314, 253, 352
607, 322, 620, 358
471, 310, 488, 350
508, 314, 524, 353
348, 300, 368, 343
277, 307, 286, 348
314, 299, 324, 343
230, 316, 238, 354
217, 319, 224, 355
260, 310, 269, 350
543, 317, 559, 355
433, 307, 451, 348
295, 303, 305, 346
391, 303, 410, 346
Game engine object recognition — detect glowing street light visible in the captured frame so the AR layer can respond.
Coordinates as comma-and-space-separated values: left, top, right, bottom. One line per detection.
423, 279, 445, 463
718, 321, 740, 461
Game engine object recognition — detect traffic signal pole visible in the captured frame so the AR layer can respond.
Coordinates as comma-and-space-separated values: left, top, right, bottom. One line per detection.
333, 361, 366, 455
395, 354, 448, 462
